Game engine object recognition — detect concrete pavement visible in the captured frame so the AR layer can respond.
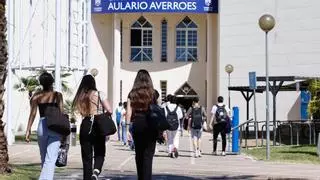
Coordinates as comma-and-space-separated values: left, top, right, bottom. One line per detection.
9, 132, 320, 180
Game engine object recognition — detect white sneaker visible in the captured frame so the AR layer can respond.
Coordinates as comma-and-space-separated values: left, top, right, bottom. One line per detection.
91, 169, 100, 180
212, 151, 217, 156
221, 151, 226, 156
198, 150, 202, 157
194, 151, 199, 158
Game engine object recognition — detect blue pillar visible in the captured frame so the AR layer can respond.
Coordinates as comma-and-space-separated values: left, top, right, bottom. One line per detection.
300, 91, 311, 121
232, 107, 240, 153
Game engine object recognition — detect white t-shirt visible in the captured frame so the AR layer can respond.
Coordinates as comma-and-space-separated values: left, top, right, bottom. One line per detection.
164, 103, 183, 130
211, 103, 231, 119
121, 108, 126, 123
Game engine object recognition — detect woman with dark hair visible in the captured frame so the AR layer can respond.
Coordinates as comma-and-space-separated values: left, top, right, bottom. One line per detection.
126, 69, 157, 180
72, 74, 112, 180
25, 72, 64, 180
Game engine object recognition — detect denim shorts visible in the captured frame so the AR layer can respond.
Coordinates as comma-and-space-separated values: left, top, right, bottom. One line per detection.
191, 128, 202, 139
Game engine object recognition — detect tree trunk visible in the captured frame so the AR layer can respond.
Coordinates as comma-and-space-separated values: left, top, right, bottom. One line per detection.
0, 0, 11, 174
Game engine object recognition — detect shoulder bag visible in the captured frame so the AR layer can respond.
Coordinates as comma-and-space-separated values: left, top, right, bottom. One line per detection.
45, 92, 71, 136
93, 92, 117, 136
148, 103, 170, 131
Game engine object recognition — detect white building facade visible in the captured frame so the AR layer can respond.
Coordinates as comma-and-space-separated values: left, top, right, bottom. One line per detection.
5, 0, 320, 141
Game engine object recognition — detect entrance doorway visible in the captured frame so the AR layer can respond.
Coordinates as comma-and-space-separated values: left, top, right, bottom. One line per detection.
174, 82, 198, 111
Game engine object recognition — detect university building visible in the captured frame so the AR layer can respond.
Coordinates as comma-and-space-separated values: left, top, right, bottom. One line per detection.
5, 0, 320, 142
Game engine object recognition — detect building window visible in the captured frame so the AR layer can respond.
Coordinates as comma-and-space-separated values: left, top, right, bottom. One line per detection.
161, 19, 167, 62
130, 16, 153, 62
160, 81, 167, 101
176, 16, 198, 62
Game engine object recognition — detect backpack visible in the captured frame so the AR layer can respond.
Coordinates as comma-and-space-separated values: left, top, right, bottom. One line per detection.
116, 107, 122, 124
215, 104, 228, 123
166, 105, 179, 131
191, 106, 203, 129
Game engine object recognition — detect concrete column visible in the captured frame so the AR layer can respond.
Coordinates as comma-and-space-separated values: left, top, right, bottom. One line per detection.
113, 14, 121, 110
206, 14, 220, 116
206, 14, 214, 115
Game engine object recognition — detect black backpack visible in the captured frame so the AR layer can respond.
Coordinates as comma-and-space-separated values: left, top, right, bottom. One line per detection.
166, 106, 179, 131
215, 104, 228, 123
191, 106, 203, 129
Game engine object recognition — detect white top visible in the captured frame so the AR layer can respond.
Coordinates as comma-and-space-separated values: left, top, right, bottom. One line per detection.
164, 103, 183, 130
121, 108, 126, 123
211, 103, 231, 118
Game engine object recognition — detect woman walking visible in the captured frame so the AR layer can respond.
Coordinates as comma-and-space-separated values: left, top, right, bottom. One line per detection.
126, 69, 158, 180
25, 72, 64, 180
73, 75, 112, 180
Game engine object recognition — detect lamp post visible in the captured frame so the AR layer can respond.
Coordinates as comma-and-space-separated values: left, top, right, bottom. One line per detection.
225, 64, 234, 109
90, 68, 99, 77
259, 14, 275, 160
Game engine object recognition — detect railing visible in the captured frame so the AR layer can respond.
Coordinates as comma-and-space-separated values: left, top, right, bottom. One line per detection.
236, 119, 320, 149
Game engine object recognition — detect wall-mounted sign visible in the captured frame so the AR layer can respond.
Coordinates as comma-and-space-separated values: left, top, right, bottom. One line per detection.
92, 0, 218, 14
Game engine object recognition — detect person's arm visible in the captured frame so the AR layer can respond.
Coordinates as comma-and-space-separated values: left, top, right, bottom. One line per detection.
57, 92, 64, 112
186, 107, 192, 131
126, 98, 132, 124
99, 91, 112, 114
202, 106, 207, 121
208, 106, 215, 130
25, 96, 38, 142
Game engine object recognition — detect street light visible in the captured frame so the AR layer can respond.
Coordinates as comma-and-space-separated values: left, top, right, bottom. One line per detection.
259, 14, 275, 160
225, 64, 234, 109
90, 68, 99, 77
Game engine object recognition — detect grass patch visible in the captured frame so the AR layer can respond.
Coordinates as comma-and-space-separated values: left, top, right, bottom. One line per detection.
244, 145, 320, 164
0, 164, 65, 180
0, 164, 40, 180
15, 134, 37, 142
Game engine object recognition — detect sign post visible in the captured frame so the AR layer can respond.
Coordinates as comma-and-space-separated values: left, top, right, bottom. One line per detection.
249, 72, 258, 147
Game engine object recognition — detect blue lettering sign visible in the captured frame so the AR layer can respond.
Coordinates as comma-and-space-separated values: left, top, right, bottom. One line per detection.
92, 0, 218, 14
249, 72, 257, 90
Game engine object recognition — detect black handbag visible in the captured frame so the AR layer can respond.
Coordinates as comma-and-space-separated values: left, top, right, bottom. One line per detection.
45, 93, 71, 136
93, 92, 117, 136
56, 144, 69, 167
148, 103, 170, 131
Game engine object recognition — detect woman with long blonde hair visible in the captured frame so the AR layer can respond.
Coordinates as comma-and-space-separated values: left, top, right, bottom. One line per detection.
126, 69, 157, 180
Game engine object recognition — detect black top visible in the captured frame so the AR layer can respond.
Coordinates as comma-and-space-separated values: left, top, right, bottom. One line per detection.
38, 103, 58, 117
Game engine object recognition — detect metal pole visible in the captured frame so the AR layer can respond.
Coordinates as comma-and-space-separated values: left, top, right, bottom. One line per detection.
265, 32, 270, 160
7, 0, 14, 145
55, 0, 61, 92
228, 73, 231, 109
254, 89, 258, 147
273, 88, 276, 146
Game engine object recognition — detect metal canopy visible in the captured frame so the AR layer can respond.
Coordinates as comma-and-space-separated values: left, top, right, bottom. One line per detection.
228, 76, 318, 145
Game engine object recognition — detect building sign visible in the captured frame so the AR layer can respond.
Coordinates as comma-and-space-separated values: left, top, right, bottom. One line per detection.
92, 0, 218, 14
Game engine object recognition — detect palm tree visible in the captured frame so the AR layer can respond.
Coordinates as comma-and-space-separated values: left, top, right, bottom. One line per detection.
0, 0, 11, 173
14, 71, 72, 99
13, 75, 40, 99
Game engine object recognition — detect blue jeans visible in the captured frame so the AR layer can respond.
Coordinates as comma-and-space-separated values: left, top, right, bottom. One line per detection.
121, 121, 127, 144
37, 118, 61, 180
116, 122, 121, 141
129, 123, 135, 150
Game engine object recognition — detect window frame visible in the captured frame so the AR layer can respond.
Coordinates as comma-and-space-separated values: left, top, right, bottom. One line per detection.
175, 17, 198, 62
130, 17, 153, 62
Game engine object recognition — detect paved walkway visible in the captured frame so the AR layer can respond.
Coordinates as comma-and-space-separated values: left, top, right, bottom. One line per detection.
9, 132, 320, 180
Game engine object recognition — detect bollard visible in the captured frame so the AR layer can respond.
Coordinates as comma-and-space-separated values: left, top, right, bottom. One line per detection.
232, 107, 240, 153
70, 123, 77, 146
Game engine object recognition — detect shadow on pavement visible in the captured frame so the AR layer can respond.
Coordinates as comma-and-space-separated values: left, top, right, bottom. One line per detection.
56, 169, 266, 180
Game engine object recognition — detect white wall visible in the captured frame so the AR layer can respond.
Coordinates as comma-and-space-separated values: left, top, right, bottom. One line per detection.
219, 0, 320, 123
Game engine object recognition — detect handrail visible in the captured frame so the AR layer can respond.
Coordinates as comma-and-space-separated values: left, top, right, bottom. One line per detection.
231, 118, 254, 131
